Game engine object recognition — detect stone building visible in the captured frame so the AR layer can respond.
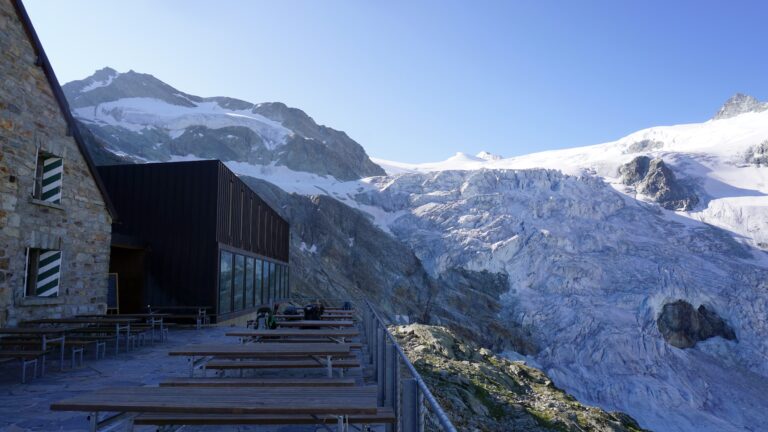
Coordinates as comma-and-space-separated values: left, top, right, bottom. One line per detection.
0, 0, 115, 326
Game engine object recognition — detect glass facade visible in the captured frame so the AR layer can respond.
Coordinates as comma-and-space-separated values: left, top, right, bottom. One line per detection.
233, 254, 245, 311
219, 251, 233, 314
218, 248, 288, 315
245, 257, 254, 308
256, 259, 264, 305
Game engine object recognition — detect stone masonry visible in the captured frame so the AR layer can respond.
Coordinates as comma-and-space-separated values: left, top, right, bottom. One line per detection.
0, 0, 112, 326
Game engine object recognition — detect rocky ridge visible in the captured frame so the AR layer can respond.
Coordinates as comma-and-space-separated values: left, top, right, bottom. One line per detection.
392, 324, 646, 432
62, 67, 385, 180
712, 93, 768, 120
618, 156, 698, 210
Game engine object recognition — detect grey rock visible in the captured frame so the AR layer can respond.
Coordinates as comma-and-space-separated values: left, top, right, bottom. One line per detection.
624, 139, 664, 154
712, 93, 768, 120
657, 300, 737, 348
744, 140, 768, 166
618, 156, 699, 210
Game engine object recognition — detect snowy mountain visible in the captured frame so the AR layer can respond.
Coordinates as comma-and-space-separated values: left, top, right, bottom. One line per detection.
62, 67, 384, 180
374, 108, 768, 252
64, 70, 768, 432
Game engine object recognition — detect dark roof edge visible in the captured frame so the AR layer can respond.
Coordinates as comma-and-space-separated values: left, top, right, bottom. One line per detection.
11, 0, 117, 219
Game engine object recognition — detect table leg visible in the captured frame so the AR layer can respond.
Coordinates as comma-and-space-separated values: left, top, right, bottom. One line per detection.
88, 411, 98, 432
60, 335, 65, 371
327, 355, 332, 378
41, 335, 47, 377
114, 324, 120, 356
126, 324, 131, 353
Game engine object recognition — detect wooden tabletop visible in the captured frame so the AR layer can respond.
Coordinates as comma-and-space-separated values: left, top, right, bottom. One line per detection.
23, 317, 141, 325
50, 386, 377, 415
276, 320, 355, 328
0, 325, 84, 335
275, 313, 355, 318
168, 342, 351, 357
77, 313, 171, 318
226, 329, 360, 338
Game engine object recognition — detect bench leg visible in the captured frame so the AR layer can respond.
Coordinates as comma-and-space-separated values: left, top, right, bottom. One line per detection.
88, 411, 97, 432
327, 355, 332, 378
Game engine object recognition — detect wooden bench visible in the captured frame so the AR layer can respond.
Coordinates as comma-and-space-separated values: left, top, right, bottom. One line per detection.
0, 338, 106, 365
160, 377, 356, 387
0, 350, 45, 383
206, 358, 360, 370
133, 407, 395, 426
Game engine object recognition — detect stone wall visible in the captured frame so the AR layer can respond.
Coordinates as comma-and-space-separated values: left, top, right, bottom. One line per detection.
0, 0, 112, 326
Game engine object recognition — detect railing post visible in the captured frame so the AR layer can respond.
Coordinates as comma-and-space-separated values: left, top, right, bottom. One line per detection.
402, 378, 420, 432
377, 328, 386, 405
384, 341, 396, 432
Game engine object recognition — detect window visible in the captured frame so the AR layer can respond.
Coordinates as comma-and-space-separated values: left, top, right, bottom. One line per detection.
219, 250, 233, 314
268, 261, 276, 303
233, 254, 245, 311
255, 259, 264, 305
245, 257, 254, 308
33, 152, 63, 204
25, 248, 61, 297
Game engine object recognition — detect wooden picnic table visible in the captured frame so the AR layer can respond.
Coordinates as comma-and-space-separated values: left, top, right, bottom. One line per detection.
23, 317, 140, 356
226, 329, 359, 338
50, 386, 378, 432
169, 342, 352, 378
77, 314, 169, 343
275, 313, 355, 320
276, 320, 355, 328
0, 326, 82, 375
169, 342, 351, 358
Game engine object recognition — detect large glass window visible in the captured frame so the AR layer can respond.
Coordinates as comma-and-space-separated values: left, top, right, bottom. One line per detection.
283, 265, 289, 298
256, 259, 264, 305
233, 254, 245, 311
269, 261, 276, 303
219, 250, 233, 314
245, 257, 254, 308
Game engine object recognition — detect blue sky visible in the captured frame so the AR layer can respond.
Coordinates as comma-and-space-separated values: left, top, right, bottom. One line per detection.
25, 0, 768, 163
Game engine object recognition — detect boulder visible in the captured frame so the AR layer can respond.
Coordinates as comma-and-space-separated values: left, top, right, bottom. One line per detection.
657, 300, 736, 348
618, 156, 699, 210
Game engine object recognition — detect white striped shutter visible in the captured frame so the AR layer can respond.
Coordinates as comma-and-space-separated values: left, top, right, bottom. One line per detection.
35, 250, 61, 297
41, 157, 63, 204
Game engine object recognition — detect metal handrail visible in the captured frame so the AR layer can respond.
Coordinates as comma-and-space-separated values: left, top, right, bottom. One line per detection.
363, 300, 458, 432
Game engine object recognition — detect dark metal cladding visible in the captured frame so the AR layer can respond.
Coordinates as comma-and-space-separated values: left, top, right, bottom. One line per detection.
98, 160, 289, 320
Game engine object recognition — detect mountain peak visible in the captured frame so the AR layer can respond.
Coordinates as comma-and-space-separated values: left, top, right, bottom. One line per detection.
476, 150, 502, 161
712, 93, 768, 120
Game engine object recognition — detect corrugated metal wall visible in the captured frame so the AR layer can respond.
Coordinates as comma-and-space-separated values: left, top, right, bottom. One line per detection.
215, 163, 289, 262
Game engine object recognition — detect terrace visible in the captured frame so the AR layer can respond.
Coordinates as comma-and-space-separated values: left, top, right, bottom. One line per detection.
0, 302, 457, 432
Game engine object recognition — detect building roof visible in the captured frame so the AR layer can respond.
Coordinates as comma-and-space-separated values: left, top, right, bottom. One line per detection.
11, 0, 117, 218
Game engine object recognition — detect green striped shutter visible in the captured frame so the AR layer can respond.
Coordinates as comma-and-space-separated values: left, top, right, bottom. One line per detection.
35, 250, 61, 297
41, 157, 63, 204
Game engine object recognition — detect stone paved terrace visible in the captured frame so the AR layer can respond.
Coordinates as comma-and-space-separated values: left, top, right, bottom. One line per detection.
0, 326, 372, 432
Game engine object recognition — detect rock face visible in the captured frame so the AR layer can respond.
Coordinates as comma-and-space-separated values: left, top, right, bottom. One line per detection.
392, 324, 647, 432
62, 68, 385, 181
242, 177, 523, 351
743, 140, 768, 166
618, 156, 698, 210
657, 300, 737, 348
713, 93, 768, 120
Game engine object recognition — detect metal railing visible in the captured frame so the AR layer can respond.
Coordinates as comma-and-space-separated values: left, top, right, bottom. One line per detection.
361, 300, 458, 432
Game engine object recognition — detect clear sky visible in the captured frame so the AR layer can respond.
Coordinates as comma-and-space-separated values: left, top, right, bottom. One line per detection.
24, 0, 768, 163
